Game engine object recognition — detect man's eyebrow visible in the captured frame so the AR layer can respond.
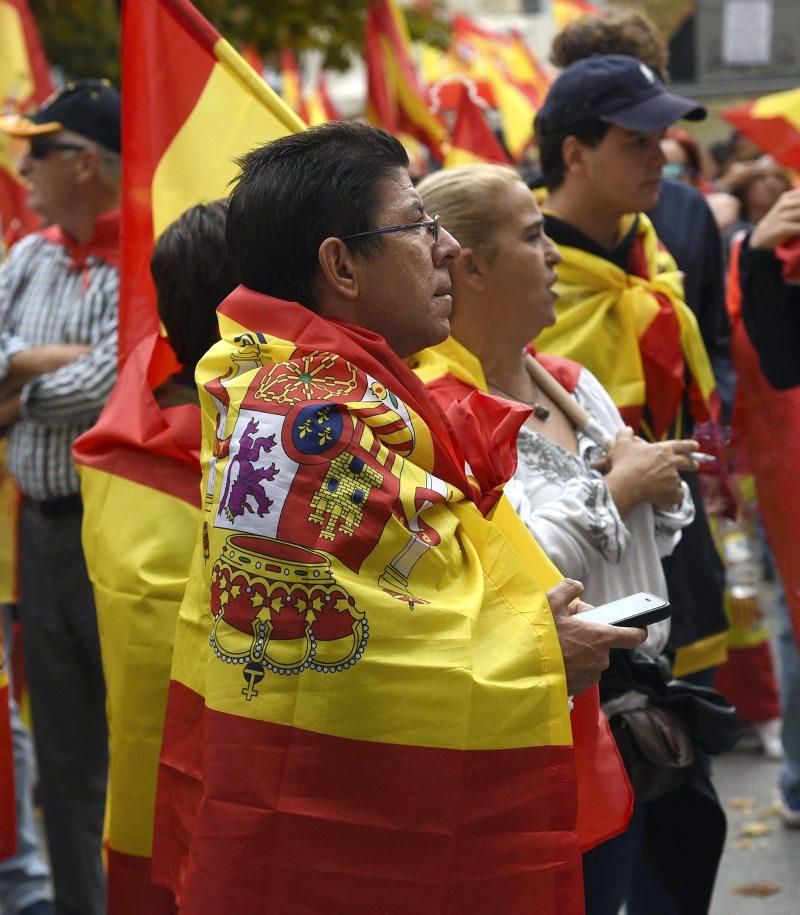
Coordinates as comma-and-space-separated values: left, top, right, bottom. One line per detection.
403, 198, 425, 218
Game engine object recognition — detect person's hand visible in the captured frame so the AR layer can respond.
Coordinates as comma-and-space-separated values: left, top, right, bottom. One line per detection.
750, 188, 800, 251
596, 428, 697, 514
0, 392, 22, 432
546, 578, 646, 697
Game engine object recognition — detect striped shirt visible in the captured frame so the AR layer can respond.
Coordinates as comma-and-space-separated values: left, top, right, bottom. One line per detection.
0, 216, 119, 499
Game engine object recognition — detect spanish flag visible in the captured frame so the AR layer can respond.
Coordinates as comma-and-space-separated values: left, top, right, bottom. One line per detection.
365, 0, 447, 160
723, 88, 800, 172
552, 0, 599, 31
0, 0, 52, 248
305, 73, 341, 127
410, 335, 634, 854
450, 14, 551, 162
536, 212, 718, 440
443, 83, 510, 168
279, 48, 308, 123
73, 1, 303, 911
153, 288, 585, 912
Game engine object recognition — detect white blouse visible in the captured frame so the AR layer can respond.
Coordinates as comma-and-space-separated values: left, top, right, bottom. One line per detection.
504, 368, 695, 657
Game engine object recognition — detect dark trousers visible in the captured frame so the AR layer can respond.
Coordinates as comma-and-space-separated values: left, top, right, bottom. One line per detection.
18, 502, 107, 915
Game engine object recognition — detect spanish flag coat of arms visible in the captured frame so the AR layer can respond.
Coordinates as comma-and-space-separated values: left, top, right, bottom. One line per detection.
154, 287, 585, 913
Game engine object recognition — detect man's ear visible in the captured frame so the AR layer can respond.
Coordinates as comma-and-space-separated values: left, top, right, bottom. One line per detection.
453, 247, 487, 293
75, 145, 101, 184
561, 135, 590, 177
317, 236, 359, 301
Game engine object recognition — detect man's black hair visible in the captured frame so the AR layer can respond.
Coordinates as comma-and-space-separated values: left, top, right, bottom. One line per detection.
226, 121, 409, 310
151, 200, 235, 368
535, 116, 610, 191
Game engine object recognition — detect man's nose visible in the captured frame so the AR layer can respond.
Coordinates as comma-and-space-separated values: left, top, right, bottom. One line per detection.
434, 226, 461, 263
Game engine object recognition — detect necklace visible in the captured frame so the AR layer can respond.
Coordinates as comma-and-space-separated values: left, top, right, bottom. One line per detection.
487, 378, 551, 420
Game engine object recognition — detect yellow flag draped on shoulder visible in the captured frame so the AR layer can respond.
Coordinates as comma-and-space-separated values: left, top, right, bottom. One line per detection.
156, 287, 585, 913
536, 212, 718, 440
73, 1, 303, 911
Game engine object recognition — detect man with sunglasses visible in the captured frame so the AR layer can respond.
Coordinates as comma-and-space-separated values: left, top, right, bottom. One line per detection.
153, 121, 643, 912
0, 79, 120, 915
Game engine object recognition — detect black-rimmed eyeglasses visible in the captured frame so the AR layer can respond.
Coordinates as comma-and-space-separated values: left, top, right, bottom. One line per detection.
28, 139, 89, 160
342, 214, 440, 246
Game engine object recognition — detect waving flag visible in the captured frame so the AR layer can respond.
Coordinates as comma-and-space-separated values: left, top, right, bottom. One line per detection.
365, 0, 447, 160
305, 73, 341, 126
0, 0, 52, 248
451, 14, 551, 161
152, 287, 585, 911
723, 88, 800, 172
279, 48, 308, 123
553, 0, 599, 30
443, 82, 509, 168
73, 1, 303, 911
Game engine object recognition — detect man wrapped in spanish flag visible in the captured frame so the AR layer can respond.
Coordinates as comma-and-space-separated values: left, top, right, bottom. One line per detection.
152, 121, 645, 913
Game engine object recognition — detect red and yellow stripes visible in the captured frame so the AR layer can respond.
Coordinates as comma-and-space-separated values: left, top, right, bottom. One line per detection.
443, 84, 509, 168
75, 2, 304, 910
153, 291, 584, 911
552, 0, 599, 31
0, 0, 52, 248
119, 0, 303, 369
365, 0, 447, 160
536, 212, 718, 439
723, 88, 800, 173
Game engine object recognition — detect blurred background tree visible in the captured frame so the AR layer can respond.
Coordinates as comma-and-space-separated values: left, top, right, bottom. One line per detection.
28, 0, 452, 83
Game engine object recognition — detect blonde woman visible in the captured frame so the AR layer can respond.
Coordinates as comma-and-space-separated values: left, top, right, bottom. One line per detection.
414, 164, 712, 915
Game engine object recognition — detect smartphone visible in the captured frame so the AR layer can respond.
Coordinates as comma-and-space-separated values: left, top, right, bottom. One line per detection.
576, 592, 670, 628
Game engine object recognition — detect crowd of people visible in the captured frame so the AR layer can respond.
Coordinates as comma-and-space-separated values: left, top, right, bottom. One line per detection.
0, 7, 799, 915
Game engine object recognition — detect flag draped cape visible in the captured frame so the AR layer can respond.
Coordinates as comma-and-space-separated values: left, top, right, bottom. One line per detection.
536, 212, 718, 441
726, 239, 800, 647
75, 336, 200, 914
72, 0, 303, 909
410, 335, 633, 853
154, 289, 585, 913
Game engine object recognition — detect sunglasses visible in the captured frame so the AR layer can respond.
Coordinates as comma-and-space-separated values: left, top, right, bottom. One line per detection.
28, 139, 90, 160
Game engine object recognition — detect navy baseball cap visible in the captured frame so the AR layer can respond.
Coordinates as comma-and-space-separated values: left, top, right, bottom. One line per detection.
0, 79, 120, 152
537, 54, 706, 134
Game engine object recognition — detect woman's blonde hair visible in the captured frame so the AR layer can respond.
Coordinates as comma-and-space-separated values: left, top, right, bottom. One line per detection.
416, 164, 525, 261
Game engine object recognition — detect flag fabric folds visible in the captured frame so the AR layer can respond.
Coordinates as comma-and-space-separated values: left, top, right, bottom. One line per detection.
723, 88, 800, 173
536, 212, 719, 441
73, 1, 303, 911
552, 0, 599, 31
117, 0, 304, 370
0, 0, 52, 248
153, 288, 585, 912
450, 14, 551, 162
365, 0, 447, 160
410, 335, 634, 853
443, 83, 509, 168
279, 48, 308, 123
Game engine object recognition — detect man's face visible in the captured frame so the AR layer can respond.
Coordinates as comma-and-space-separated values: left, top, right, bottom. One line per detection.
581, 125, 667, 216
350, 169, 461, 358
18, 131, 90, 224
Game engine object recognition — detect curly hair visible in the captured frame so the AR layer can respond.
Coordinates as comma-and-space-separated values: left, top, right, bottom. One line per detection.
550, 8, 669, 82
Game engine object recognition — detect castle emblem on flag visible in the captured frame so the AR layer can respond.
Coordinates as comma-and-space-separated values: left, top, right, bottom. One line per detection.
309, 453, 384, 539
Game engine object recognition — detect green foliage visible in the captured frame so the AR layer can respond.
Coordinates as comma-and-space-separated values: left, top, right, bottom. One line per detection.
28, 0, 454, 80
30, 0, 121, 84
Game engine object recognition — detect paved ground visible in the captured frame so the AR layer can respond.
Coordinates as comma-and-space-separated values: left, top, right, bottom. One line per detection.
711, 745, 800, 913
710, 577, 799, 915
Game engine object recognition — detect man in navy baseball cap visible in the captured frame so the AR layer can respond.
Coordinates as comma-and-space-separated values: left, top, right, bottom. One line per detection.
537, 53, 705, 135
